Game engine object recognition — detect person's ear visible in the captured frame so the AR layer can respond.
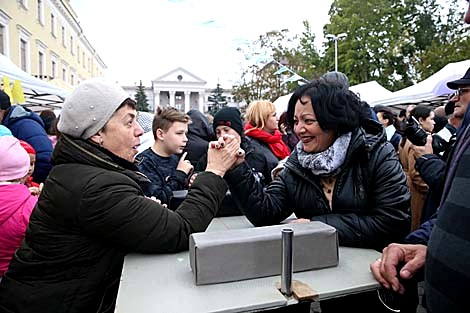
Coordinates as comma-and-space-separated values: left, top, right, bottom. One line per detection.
156, 128, 165, 141
90, 131, 104, 146
418, 117, 425, 125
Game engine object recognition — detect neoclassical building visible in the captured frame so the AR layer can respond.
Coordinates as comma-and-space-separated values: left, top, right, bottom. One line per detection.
153, 67, 207, 113
122, 67, 238, 113
0, 0, 105, 91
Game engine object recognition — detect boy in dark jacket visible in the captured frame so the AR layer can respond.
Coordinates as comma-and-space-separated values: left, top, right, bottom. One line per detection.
137, 107, 193, 205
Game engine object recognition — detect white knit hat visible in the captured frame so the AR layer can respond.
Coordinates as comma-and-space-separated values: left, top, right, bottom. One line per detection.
58, 78, 130, 139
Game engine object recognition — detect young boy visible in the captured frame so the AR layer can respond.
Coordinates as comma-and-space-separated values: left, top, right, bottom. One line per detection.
137, 107, 193, 206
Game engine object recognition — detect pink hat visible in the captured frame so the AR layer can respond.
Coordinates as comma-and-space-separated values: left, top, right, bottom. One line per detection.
0, 136, 30, 181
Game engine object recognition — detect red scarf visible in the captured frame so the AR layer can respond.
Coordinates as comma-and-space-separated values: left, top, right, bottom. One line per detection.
244, 123, 291, 160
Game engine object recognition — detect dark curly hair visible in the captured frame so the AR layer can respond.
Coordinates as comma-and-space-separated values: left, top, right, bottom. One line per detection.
286, 79, 370, 135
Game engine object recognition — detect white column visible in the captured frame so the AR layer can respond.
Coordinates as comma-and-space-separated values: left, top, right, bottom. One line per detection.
184, 91, 191, 113
154, 90, 160, 113
198, 93, 204, 113
169, 90, 176, 108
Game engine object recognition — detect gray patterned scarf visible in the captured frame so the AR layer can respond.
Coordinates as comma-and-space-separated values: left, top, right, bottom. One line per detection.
296, 132, 352, 176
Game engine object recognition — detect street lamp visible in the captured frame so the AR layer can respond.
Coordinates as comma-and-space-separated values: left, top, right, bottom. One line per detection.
325, 33, 347, 72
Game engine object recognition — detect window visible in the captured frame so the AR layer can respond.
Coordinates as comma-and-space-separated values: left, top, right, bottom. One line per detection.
70, 36, 74, 54
82, 52, 85, 68
20, 39, 27, 71
61, 26, 65, 47
51, 59, 57, 78
0, 25, 4, 55
77, 46, 80, 63
0, 11, 10, 57
50, 13, 56, 37
70, 73, 74, 85
38, 51, 44, 76
70, 36, 75, 55
18, 25, 31, 72
62, 67, 66, 81
37, 0, 44, 25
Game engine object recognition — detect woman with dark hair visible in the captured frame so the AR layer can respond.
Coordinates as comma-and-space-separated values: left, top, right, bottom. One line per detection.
224, 79, 411, 312
278, 111, 299, 151
399, 105, 435, 231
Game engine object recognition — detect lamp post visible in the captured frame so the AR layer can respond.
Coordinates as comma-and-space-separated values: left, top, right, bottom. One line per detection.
325, 33, 347, 72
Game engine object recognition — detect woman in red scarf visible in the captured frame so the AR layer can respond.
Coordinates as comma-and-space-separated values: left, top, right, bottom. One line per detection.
244, 101, 290, 172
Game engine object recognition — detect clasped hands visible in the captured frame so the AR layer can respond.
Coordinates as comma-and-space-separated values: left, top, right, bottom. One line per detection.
205, 134, 245, 177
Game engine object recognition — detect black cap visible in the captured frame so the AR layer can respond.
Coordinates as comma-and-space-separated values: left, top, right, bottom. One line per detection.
447, 67, 470, 90
0, 90, 11, 110
213, 107, 244, 137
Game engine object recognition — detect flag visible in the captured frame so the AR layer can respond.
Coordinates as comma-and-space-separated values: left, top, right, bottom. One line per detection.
281, 74, 303, 85
274, 66, 288, 75
11, 80, 25, 104
2, 76, 12, 99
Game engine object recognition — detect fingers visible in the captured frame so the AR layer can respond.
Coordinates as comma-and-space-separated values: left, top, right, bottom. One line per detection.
370, 258, 389, 289
181, 151, 187, 160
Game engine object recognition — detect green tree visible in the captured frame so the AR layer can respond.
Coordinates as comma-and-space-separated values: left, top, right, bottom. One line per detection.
415, 0, 470, 79
134, 80, 149, 112
232, 25, 321, 104
208, 83, 227, 115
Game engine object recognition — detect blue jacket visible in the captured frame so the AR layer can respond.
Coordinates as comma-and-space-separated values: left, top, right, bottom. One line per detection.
2, 106, 53, 183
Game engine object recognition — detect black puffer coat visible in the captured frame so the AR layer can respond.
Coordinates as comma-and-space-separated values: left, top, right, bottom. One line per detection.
225, 120, 410, 250
0, 135, 227, 313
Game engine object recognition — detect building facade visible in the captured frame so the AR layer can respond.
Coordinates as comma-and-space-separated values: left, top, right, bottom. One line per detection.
0, 0, 105, 91
122, 67, 238, 113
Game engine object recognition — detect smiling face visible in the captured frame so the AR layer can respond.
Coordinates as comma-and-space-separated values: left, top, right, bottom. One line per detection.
157, 121, 189, 156
293, 97, 336, 154
97, 105, 143, 162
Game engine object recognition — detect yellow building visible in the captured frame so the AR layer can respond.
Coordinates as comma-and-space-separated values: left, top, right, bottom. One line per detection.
0, 0, 105, 91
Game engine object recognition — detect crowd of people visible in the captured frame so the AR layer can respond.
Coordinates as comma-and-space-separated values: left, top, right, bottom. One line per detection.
0, 2, 469, 312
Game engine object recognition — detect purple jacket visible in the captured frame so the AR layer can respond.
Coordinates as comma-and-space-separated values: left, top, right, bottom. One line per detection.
0, 184, 37, 275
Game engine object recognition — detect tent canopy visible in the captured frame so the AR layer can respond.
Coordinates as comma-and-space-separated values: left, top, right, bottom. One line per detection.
273, 80, 391, 116
0, 54, 68, 111
370, 59, 470, 108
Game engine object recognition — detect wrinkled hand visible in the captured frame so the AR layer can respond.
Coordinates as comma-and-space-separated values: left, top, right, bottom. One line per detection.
177, 152, 194, 175
412, 134, 433, 159
370, 243, 427, 294
205, 134, 242, 177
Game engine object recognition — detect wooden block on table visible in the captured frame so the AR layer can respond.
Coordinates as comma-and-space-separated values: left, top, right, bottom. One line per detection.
275, 280, 319, 301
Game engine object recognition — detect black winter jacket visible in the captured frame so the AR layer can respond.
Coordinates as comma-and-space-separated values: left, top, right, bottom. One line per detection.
225, 120, 410, 250
0, 135, 227, 313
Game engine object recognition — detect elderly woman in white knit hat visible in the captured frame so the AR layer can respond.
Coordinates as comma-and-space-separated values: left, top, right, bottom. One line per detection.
0, 136, 38, 282
0, 78, 242, 313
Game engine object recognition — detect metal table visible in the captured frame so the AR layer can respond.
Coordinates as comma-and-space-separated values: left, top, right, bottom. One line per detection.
115, 216, 381, 313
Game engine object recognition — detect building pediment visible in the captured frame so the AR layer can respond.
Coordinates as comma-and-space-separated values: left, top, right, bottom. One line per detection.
153, 67, 207, 85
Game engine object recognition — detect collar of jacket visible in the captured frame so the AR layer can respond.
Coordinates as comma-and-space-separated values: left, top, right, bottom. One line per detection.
285, 118, 385, 176
52, 134, 150, 184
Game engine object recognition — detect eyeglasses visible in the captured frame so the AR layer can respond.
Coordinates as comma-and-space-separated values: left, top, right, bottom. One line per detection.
454, 88, 470, 97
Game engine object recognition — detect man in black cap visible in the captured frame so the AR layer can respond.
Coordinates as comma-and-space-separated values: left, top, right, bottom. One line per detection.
371, 2, 470, 312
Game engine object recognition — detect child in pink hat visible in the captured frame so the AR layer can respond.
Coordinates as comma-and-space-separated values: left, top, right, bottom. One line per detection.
0, 136, 38, 277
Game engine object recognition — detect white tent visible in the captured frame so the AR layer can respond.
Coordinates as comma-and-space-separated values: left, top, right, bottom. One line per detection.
370, 59, 470, 108
0, 53, 68, 111
273, 81, 392, 116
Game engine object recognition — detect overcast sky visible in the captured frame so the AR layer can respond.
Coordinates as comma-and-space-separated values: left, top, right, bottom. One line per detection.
69, 0, 333, 88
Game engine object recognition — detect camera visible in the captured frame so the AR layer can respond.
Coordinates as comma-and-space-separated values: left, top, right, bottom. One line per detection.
404, 116, 428, 146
